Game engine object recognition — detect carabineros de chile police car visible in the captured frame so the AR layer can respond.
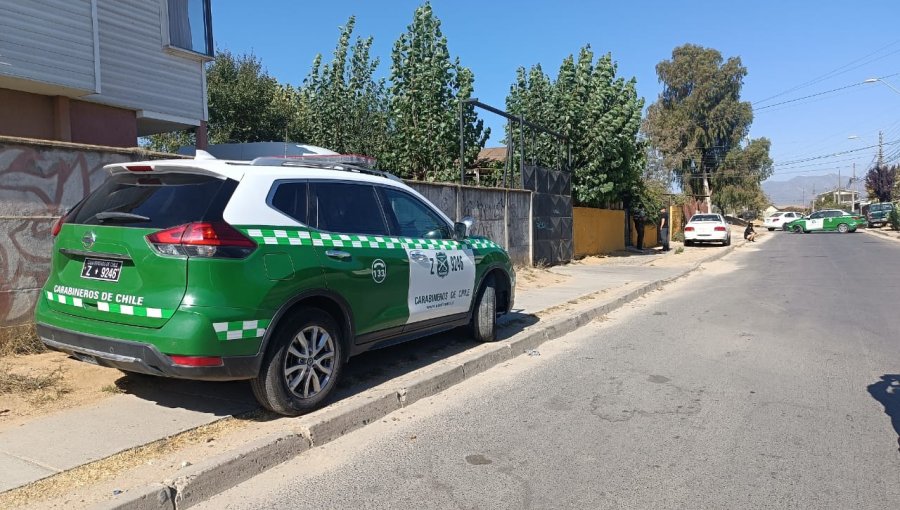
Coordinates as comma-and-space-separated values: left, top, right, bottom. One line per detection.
35, 154, 515, 416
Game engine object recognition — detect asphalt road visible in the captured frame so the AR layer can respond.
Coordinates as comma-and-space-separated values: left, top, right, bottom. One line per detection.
196, 230, 900, 509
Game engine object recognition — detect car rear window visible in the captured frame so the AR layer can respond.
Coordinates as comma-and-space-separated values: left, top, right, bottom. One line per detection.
69, 172, 235, 229
691, 215, 721, 222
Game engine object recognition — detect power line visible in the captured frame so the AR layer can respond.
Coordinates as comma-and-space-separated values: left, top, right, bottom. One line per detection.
753, 39, 900, 105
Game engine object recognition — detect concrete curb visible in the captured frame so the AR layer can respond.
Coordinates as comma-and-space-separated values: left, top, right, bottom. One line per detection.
103, 243, 746, 510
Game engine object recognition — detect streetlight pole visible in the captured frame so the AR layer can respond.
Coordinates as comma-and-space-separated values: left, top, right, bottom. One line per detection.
864, 77, 900, 95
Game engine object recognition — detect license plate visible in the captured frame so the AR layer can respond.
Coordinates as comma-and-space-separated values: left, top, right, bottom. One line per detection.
81, 258, 122, 282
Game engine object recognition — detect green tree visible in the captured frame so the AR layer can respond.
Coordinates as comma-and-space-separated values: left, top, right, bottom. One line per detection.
506, 46, 645, 207
206, 50, 291, 144
711, 137, 774, 215
381, 2, 488, 181
298, 17, 389, 157
644, 44, 763, 212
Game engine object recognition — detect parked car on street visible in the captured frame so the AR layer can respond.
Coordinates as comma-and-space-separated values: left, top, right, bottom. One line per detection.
684, 214, 731, 246
34, 154, 515, 416
864, 202, 894, 228
784, 209, 863, 233
762, 211, 803, 231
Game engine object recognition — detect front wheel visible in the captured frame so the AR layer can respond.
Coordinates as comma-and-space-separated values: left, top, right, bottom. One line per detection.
837, 223, 849, 233
251, 308, 344, 416
792, 225, 803, 233
471, 276, 497, 342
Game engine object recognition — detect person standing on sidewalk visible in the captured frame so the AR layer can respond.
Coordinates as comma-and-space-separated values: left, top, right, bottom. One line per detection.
633, 208, 647, 250
659, 207, 670, 251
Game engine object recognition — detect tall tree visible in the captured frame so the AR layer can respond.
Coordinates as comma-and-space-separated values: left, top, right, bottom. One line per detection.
205, 50, 292, 144
506, 46, 644, 207
298, 17, 389, 157
644, 44, 761, 212
711, 137, 774, 214
866, 163, 897, 202
382, 2, 488, 181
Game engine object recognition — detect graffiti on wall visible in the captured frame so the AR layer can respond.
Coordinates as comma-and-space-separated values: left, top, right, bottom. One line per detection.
0, 142, 138, 326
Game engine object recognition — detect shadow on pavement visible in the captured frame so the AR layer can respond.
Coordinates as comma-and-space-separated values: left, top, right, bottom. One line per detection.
867, 374, 900, 451
110, 311, 541, 413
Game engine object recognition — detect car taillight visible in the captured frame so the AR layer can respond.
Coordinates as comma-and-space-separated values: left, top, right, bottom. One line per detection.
126, 165, 153, 172
169, 355, 223, 367
714, 226, 727, 231
684, 226, 694, 231
147, 222, 256, 258
772, 218, 780, 222
51, 213, 68, 237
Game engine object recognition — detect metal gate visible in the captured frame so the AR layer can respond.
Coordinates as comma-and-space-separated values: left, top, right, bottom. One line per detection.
522, 164, 573, 265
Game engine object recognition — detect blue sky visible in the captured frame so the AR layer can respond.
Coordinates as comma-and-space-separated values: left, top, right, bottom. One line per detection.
213, 0, 900, 196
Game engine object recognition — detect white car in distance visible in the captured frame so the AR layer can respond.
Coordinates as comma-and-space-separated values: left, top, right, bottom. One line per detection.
762, 211, 802, 231
684, 214, 731, 246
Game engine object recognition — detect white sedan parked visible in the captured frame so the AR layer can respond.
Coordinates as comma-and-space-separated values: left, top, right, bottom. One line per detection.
684, 214, 731, 246
762, 211, 802, 231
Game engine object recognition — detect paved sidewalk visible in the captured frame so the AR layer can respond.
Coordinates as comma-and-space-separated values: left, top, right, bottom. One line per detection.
0, 241, 747, 496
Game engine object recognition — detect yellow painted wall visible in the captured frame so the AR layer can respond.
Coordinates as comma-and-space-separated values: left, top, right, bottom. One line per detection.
574, 207, 626, 256
630, 223, 659, 249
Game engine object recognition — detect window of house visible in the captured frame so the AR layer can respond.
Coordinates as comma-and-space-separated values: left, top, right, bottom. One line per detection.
167, 0, 213, 57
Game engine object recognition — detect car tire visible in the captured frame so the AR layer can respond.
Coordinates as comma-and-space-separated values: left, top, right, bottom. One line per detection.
724, 235, 731, 246
471, 276, 497, 343
767, 227, 775, 231
792, 225, 802, 233
251, 308, 343, 416
837, 223, 849, 233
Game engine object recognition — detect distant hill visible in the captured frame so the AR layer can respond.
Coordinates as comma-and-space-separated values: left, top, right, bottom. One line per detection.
762, 174, 867, 207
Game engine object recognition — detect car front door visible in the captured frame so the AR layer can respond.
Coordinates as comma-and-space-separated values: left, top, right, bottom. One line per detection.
378, 187, 477, 327
309, 182, 410, 338
806, 211, 826, 230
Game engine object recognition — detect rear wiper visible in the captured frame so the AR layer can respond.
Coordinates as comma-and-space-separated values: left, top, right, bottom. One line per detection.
93, 211, 151, 223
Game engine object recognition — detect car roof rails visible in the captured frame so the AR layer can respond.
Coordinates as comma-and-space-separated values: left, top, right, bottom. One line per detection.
249, 155, 403, 182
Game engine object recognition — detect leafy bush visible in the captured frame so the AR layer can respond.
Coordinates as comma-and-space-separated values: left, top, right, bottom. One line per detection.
889, 207, 900, 230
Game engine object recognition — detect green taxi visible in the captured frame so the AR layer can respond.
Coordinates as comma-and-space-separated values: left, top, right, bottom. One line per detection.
35, 155, 515, 416
785, 209, 863, 233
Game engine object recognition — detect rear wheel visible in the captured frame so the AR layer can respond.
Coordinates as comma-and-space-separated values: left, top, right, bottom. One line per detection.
837, 223, 849, 233
251, 308, 343, 416
471, 276, 497, 342
767, 227, 775, 231
724, 235, 731, 246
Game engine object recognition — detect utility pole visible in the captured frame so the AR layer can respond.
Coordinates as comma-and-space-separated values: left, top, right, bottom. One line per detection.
853, 162, 858, 212
838, 167, 841, 206
878, 131, 884, 167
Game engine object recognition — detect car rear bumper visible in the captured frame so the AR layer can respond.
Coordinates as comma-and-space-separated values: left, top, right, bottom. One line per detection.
684, 232, 729, 241
36, 322, 260, 381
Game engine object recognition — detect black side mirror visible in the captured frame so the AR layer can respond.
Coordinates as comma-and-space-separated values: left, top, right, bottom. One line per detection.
454, 216, 475, 241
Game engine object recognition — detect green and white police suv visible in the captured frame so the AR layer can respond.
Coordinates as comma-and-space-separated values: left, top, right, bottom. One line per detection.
35, 154, 515, 415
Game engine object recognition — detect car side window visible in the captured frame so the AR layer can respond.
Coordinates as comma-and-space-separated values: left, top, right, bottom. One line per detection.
269, 181, 308, 224
809, 211, 824, 219
380, 188, 451, 239
310, 182, 389, 235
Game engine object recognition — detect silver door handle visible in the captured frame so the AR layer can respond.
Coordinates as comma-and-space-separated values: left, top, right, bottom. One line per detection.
325, 250, 351, 260
409, 250, 430, 264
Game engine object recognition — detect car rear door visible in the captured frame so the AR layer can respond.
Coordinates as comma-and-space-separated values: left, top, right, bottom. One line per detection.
46, 171, 237, 328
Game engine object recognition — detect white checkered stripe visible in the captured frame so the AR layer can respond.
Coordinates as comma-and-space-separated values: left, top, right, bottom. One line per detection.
45, 292, 173, 318
241, 228, 500, 251
212, 319, 271, 341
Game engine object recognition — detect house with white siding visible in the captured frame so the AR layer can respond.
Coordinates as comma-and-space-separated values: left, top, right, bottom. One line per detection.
0, 0, 213, 147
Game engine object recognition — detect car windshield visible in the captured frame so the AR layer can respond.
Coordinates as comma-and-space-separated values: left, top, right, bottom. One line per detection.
691, 215, 721, 222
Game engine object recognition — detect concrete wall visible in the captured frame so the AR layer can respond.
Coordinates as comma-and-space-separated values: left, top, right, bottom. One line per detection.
407, 182, 532, 266
0, 136, 172, 326
573, 207, 626, 257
